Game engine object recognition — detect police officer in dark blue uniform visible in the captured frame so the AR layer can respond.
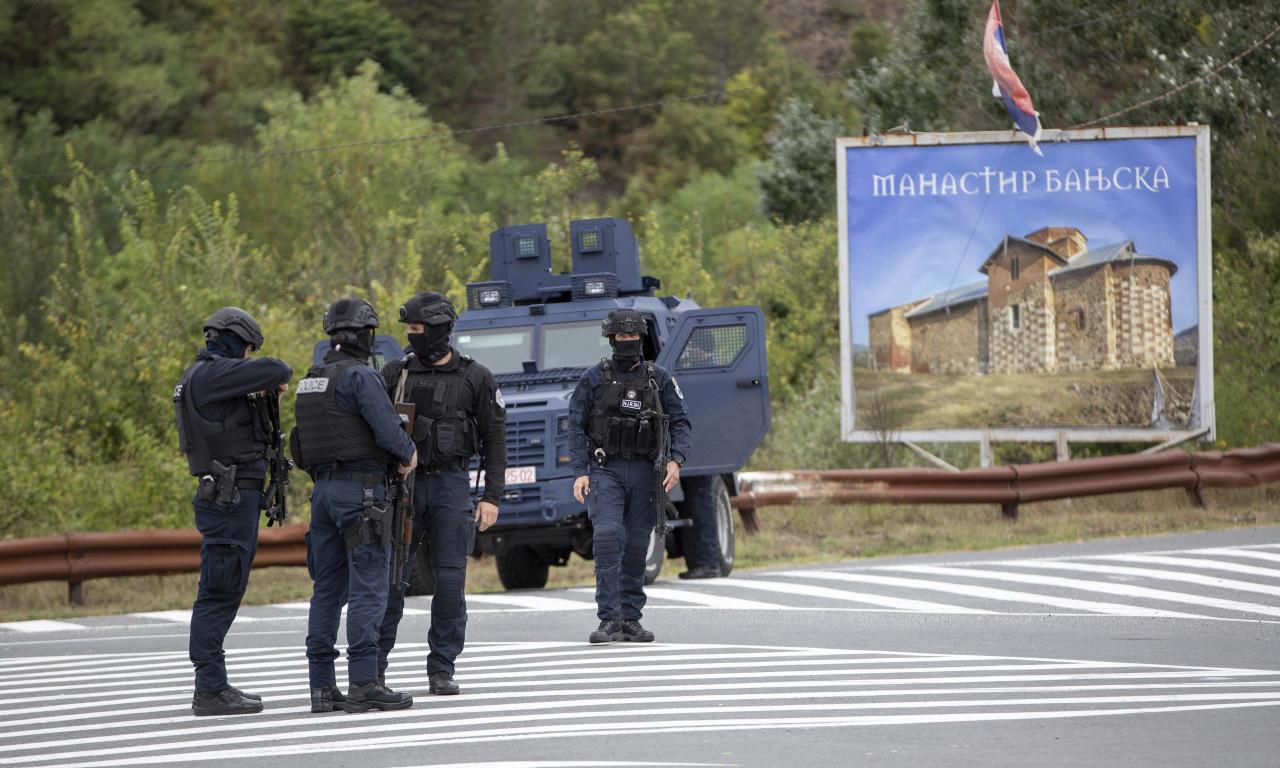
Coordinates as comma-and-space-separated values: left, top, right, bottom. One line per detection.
291, 298, 419, 713
174, 307, 292, 716
569, 308, 692, 644
376, 291, 507, 695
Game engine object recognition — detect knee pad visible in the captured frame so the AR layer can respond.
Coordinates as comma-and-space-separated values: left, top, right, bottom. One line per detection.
432, 566, 466, 619
593, 523, 624, 559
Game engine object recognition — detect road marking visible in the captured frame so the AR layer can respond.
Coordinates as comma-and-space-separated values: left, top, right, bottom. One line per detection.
0, 621, 87, 633
1077, 553, 1280, 579
466, 595, 592, 612
600, 586, 786, 610
704, 578, 990, 613
885, 565, 1280, 617
997, 560, 1280, 596
772, 570, 1205, 618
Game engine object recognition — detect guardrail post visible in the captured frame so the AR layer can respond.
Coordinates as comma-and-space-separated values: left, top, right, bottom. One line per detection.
68, 581, 84, 607
1001, 502, 1018, 520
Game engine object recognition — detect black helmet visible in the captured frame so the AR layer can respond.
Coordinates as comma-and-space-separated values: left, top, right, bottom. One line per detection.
203, 307, 264, 349
601, 308, 647, 337
322, 298, 379, 335
399, 291, 457, 326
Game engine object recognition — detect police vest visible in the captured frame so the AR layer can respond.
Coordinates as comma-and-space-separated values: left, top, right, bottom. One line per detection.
173, 360, 269, 476
390, 355, 478, 467
292, 359, 388, 468
588, 359, 663, 461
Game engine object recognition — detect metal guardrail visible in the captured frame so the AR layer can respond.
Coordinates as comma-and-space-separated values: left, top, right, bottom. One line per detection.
0, 524, 308, 605
2, 444, 1278, 604
730, 443, 1280, 517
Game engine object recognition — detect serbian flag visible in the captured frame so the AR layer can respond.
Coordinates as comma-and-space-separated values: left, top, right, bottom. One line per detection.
983, 0, 1042, 155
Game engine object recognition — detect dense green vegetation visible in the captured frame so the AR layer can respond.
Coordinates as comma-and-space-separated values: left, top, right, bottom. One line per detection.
1, 0, 1278, 539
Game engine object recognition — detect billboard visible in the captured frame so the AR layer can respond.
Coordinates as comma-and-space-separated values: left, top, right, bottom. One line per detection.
837, 126, 1213, 444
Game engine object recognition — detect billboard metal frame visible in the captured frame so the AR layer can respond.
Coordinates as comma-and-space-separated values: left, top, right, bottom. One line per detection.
837, 126, 1213, 446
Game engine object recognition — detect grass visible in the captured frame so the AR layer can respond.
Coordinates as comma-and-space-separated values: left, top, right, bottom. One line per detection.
4, 484, 1279, 623
854, 366, 1198, 429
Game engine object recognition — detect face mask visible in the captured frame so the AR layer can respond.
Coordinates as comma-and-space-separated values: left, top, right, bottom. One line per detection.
611, 338, 644, 368
409, 325, 451, 362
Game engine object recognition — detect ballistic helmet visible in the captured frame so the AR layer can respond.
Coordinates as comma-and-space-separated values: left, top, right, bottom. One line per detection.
322, 298, 379, 335
601, 308, 647, 337
399, 291, 457, 326
203, 307, 264, 350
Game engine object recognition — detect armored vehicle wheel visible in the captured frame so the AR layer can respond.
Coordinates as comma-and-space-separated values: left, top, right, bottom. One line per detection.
711, 474, 735, 576
496, 545, 550, 589
643, 527, 665, 584
406, 545, 435, 596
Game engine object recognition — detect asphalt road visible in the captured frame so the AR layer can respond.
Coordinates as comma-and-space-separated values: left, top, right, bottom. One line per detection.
3, 525, 1279, 768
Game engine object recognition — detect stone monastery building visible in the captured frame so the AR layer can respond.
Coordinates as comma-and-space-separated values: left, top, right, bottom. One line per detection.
869, 226, 1177, 375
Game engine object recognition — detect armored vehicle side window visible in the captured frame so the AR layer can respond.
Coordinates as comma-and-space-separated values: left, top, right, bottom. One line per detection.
542, 320, 611, 370
676, 324, 747, 369
455, 328, 533, 375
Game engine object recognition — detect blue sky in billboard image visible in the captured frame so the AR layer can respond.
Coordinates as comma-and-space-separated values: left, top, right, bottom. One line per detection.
844, 136, 1199, 346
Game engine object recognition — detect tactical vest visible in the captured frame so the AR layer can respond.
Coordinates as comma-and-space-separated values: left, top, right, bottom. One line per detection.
173, 360, 268, 476
292, 359, 388, 468
392, 356, 478, 467
588, 359, 663, 461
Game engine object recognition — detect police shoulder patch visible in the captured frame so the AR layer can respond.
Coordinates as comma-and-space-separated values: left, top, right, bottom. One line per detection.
494, 387, 505, 409
671, 376, 684, 399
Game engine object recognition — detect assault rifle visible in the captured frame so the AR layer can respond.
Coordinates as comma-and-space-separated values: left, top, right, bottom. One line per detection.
388, 402, 417, 590
652, 410, 678, 539
258, 392, 292, 527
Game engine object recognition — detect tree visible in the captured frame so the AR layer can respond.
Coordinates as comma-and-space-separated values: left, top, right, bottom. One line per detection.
756, 98, 844, 225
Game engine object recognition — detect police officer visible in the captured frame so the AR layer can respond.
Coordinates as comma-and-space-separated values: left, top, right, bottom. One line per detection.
292, 298, 418, 713
569, 308, 692, 644
677, 475, 723, 579
376, 291, 507, 695
174, 307, 292, 716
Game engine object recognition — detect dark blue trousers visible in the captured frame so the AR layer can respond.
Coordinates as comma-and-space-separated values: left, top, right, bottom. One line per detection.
190, 489, 261, 694
378, 466, 475, 677
682, 475, 721, 570
588, 459, 655, 621
305, 479, 390, 688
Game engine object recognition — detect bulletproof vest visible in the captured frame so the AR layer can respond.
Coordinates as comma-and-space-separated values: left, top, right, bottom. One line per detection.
588, 360, 663, 461
173, 360, 269, 476
293, 358, 388, 468
396, 356, 478, 467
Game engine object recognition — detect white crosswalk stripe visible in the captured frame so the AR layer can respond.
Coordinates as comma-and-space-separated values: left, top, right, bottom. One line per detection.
2, 544, 1278, 636
1, 642, 1278, 766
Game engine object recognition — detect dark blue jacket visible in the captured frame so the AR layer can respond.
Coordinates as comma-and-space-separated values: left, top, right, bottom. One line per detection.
316, 349, 416, 474
184, 348, 292, 479
567, 358, 692, 477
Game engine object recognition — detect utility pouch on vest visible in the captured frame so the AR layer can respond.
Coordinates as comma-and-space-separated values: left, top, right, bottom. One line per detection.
635, 418, 652, 455
435, 421, 456, 458
618, 418, 636, 457
206, 460, 241, 506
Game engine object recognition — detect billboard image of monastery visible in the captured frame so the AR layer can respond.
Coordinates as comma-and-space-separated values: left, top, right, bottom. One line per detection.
837, 127, 1213, 443
870, 226, 1177, 375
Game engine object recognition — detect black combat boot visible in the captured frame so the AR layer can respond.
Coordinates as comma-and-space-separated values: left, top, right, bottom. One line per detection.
311, 684, 360, 713
347, 680, 413, 711
225, 685, 262, 702
192, 688, 263, 716
614, 618, 655, 642
428, 672, 460, 695
678, 565, 721, 580
589, 619, 618, 644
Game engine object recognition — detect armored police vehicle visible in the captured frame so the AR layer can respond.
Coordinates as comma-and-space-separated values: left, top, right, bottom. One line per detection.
313, 217, 770, 591
450, 217, 769, 590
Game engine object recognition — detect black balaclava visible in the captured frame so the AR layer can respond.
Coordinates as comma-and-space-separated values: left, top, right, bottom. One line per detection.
332, 328, 375, 362
409, 323, 452, 363
207, 332, 247, 359
610, 336, 644, 369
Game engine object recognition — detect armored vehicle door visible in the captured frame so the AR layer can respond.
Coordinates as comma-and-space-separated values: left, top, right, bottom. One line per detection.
656, 306, 770, 474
